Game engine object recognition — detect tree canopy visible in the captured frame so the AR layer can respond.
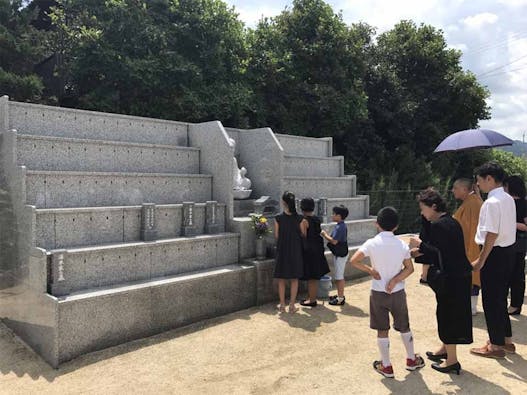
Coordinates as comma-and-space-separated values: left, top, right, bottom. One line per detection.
0, 0, 511, 190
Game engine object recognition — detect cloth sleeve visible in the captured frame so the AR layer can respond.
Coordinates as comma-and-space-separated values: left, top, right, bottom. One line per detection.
479, 201, 500, 234
358, 239, 372, 257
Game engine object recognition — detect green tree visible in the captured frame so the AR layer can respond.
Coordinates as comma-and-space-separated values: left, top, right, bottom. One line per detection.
0, 0, 46, 101
490, 149, 527, 180
48, 0, 251, 124
247, 0, 370, 137
350, 21, 490, 189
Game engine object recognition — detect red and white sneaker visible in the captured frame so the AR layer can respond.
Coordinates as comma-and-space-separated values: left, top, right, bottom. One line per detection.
406, 354, 425, 371
373, 361, 394, 378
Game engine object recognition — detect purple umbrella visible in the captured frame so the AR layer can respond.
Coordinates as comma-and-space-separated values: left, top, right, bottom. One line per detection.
434, 129, 513, 153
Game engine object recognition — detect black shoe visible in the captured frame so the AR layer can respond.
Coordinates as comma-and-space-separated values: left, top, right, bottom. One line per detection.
426, 351, 447, 361
508, 308, 522, 316
300, 299, 317, 307
329, 296, 345, 306
329, 295, 338, 300
431, 362, 461, 375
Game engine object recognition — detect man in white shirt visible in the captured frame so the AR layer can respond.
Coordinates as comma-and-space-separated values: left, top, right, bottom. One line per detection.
470, 162, 517, 359
350, 207, 424, 378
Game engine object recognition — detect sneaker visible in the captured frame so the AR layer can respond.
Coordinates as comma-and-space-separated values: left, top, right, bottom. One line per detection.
406, 354, 425, 371
329, 296, 345, 306
373, 361, 394, 378
329, 295, 338, 300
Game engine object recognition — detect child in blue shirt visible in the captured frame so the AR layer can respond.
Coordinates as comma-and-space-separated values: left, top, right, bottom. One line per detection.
321, 205, 349, 305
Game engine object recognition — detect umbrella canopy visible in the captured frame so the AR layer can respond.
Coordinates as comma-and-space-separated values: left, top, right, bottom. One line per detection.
434, 129, 514, 153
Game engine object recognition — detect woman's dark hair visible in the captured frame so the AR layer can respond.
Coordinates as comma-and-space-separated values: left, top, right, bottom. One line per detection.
474, 161, 506, 183
504, 175, 526, 199
300, 198, 315, 212
377, 206, 399, 231
332, 205, 349, 220
282, 191, 297, 214
417, 188, 447, 212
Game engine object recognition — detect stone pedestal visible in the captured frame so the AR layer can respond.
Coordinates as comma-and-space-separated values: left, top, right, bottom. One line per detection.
233, 199, 257, 217
140, 203, 157, 241
205, 200, 222, 234
182, 202, 197, 237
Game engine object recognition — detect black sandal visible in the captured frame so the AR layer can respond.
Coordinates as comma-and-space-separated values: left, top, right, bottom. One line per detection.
300, 299, 317, 307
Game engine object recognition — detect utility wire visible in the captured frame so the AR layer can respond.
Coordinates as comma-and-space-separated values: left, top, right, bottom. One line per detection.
476, 53, 527, 77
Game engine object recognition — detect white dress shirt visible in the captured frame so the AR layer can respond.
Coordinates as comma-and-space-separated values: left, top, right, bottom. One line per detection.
475, 187, 516, 247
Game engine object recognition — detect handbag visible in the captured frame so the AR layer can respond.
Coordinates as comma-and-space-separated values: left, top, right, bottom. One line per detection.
327, 240, 349, 257
514, 231, 527, 253
425, 245, 448, 295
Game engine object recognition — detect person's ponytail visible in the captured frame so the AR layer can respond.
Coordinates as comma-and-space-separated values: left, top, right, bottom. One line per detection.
282, 191, 297, 214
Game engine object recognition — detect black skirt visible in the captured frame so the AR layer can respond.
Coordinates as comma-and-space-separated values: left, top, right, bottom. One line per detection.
435, 274, 473, 344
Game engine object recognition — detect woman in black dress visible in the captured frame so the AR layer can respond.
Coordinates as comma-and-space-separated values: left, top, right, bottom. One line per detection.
504, 176, 527, 315
299, 198, 330, 307
409, 188, 473, 374
274, 191, 305, 313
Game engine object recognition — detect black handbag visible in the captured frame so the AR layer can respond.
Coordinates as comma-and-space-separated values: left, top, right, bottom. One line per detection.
327, 241, 349, 257
514, 231, 527, 253
426, 245, 448, 295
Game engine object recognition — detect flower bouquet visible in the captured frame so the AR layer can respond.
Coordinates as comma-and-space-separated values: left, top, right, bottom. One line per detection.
250, 214, 271, 239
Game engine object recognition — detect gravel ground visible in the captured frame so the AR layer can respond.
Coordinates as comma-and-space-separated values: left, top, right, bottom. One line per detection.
1, 264, 526, 394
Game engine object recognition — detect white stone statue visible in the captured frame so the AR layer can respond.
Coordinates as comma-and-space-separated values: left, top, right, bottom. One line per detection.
229, 138, 252, 199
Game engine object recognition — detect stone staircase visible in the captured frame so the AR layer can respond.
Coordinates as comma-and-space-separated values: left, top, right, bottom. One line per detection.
225, 128, 376, 280
0, 98, 253, 367
276, 133, 376, 280
1, 98, 376, 368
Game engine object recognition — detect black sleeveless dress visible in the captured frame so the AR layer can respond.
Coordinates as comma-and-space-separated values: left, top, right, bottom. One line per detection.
274, 212, 304, 279
301, 216, 330, 280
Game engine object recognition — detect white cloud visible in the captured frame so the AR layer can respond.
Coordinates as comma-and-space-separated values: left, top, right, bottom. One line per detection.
225, 0, 527, 140
462, 12, 499, 29
498, 0, 527, 6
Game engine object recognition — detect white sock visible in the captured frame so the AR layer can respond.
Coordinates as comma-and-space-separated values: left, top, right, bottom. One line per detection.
377, 337, 391, 367
400, 331, 415, 360
471, 295, 478, 315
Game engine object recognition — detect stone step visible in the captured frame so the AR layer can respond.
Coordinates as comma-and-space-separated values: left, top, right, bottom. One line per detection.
231, 216, 375, 260
17, 134, 200, 174
35, 203, 226, 250
282, 175, 356, 199
48, 233, 239, 296
326, 196, 369, 220
25, 170, 212, 208
9, 101, 188, 146
276, 133, 332, 157
284, 154, 343, 177
321, 218, 377, 245
53, 263, 255, 365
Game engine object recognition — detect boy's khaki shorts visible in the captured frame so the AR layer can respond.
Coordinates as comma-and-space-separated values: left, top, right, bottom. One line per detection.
369, 289, 410, 332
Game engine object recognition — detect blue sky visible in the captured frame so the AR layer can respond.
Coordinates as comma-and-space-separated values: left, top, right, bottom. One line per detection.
225, 0, 527, 141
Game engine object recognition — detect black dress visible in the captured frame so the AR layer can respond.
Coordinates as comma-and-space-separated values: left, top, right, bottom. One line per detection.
274, 212, 304, 279
418, 215, 473, 344
301, 216, 329, 280
415, 215, 431, 264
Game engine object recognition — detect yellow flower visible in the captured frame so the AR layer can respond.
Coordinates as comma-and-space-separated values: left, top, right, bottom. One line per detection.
259, 217, 267, 223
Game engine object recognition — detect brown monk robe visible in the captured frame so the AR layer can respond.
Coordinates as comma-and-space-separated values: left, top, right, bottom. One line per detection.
452, 178, 483, 315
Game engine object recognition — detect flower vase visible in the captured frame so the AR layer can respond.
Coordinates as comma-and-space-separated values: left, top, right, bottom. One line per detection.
255, 237, 266, 260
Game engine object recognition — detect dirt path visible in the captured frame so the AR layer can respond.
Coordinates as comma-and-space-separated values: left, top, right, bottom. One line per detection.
1, 272, 526, 394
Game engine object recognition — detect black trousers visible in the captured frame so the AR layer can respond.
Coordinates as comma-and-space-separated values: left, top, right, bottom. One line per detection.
481, 245, 514, 345
509, 251, 527, 309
